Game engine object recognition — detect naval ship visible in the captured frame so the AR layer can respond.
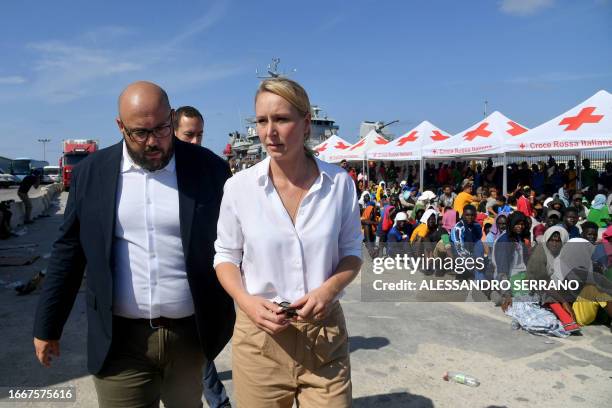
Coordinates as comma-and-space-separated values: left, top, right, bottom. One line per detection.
223, 59, 339, 171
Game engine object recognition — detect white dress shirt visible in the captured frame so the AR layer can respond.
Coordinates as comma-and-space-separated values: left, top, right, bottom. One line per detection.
214, 156, 362, 303
112, 142, 194, 319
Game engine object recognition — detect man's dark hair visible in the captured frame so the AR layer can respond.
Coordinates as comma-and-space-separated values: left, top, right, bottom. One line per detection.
174, 106, 204, 129
580, 221, 598, 232
463, 204, 476, 214
563, 207, 578, 216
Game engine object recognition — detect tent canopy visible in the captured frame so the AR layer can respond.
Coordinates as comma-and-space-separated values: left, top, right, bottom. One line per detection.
328, 130, 389, 162
505, 90, 612, 154
367, 120, 451, 161
422, 111, 528, 158
312, 135, 352, 162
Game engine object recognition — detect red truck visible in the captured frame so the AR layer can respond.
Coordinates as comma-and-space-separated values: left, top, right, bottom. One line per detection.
61, 139, 98, 191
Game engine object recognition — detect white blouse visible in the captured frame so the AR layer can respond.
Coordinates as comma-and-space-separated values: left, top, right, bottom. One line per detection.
214, 156, 362, 303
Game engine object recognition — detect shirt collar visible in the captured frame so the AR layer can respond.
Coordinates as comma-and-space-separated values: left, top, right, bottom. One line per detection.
121, 141, 176, 174
256, 156, 333, 189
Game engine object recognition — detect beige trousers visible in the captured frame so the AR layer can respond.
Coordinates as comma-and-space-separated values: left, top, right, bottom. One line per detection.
232, 302, 351, 408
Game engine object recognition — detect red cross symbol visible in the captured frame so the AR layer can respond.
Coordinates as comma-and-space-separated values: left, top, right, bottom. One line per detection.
335, 141, 350, 150
430, 130, 449, 141
349, 139, 365, 150
397, 131, 418, 146
375, 136, 389, 145
558, 107, 603, 131
315, 143, 328, 152
519, 143, 526, 150
507, 121, 527, 136
464, 122, 492, 141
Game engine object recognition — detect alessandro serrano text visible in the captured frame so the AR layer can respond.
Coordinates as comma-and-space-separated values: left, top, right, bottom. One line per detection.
372, 279, 580, 292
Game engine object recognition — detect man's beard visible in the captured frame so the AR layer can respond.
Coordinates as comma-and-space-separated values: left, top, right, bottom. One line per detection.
126, 141, 174, 172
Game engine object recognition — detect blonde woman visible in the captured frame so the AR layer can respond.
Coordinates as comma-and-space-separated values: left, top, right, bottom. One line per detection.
214, 77, 363, 407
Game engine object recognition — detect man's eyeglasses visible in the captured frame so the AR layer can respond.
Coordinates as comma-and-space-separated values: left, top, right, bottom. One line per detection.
121, 113, 173, 144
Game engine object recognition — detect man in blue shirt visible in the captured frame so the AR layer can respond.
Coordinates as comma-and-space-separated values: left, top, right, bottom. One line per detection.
558, 207, 580, 239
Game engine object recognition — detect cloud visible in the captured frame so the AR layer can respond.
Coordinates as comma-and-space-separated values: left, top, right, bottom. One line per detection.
8, 0, 240, 104
0, 76, 27, 85
499, 0, 555, 16
314, 14, 345, 33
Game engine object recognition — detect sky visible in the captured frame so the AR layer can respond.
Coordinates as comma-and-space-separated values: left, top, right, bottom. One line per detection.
0, 0, 611, 164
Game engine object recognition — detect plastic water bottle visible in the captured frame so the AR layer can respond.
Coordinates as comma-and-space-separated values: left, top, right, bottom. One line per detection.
443, 371, 480, 387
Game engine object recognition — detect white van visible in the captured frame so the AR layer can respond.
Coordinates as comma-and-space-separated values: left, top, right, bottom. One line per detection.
43, 165, 61, 184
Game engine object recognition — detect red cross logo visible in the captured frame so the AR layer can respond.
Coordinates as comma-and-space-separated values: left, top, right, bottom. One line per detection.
559, 107, 603, 131
519, 143, 526, 150
349, 139, 365, 150
430, 130, 449, 141
335, 141, 350, 149
375, 136, 389, 145
315, 143, 328, 152
507, 121, 527, 136
464, 123, 492, 141
397, 131, 418, 146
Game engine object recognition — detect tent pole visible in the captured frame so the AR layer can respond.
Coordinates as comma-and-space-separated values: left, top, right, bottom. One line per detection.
577, 152, 581, 190
502, 153, 508, 196
419, 158, 425, 192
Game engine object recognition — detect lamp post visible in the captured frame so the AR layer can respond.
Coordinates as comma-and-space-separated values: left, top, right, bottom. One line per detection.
38, 138, 51, 162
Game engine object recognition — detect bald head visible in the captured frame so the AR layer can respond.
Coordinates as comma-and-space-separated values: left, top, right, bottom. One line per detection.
118, 81, 170, 122
116, 81, 174, 172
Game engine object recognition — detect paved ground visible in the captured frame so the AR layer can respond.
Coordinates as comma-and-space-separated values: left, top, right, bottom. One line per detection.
0, 192, 611, 407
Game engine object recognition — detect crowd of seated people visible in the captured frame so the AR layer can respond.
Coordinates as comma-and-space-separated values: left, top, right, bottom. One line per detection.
355, 158, 612, 334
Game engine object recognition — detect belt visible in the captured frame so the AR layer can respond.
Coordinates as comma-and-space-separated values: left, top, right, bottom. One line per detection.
114, 315, 194, 328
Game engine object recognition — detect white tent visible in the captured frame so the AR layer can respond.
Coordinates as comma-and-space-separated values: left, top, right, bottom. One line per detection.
505, 90, 612, 153
327, 130, 390, 162
312, 135, 352, 162
422, 111, 529, 158
367, 120, 451, 161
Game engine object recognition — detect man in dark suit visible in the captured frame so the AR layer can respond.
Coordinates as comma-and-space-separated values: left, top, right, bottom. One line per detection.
33, 81, 235, 407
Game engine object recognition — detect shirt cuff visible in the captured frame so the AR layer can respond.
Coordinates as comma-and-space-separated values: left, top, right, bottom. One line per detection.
213, 253, 242, 269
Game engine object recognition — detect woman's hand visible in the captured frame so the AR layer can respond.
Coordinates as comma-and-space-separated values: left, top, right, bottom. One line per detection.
291, 285, 336, 322
237, 294, 290, 335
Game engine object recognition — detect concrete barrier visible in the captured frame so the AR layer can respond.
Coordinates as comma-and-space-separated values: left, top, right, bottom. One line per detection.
9, 183, 63, 229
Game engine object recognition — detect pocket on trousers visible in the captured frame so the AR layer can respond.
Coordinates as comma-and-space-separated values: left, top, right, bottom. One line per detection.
312, 313, 348, 368
233, 310, 269, 355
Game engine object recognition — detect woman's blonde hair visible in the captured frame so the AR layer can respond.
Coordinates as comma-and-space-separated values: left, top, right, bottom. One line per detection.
255, 77, 314, 156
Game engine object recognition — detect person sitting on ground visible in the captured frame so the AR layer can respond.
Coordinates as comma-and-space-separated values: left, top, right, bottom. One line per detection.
533, 209, 561, 243
410, 209, 438, 244
592, 225, 612, 276
493, 212, 530, 307
580, 221, 599, 246
572, 193, 588, 220
438, 184, 456, 211
453, 179, 474, 216
375, 181, 386, 202
496, 196, 512, 216
450, 205, 484, 280
360, 193, 378, 244
387, 212, 412, 258
525, 226, 581, 331
558, 207, 580, 239
516, 186, 535, 218
486, 214, 507, 250
587, 193, 610, 228
558, 238, 612, 327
